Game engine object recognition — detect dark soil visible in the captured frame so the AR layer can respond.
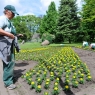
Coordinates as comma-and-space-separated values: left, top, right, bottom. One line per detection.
14, 47, 95, 95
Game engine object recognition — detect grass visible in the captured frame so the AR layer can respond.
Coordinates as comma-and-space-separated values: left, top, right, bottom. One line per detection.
49, 43, 82, 47
19, 42, 83, 50
19, 42, 42, 49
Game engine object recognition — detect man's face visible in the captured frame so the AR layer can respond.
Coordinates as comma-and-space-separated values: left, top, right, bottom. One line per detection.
7, 10, 15, 19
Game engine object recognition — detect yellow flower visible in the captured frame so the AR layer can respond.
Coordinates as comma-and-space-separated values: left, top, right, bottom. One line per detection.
31, 81, 35, 85
37, 85, 41, 89
54, 87, 58, 91
54, 82, 58, 86
80, 69, 83, 71
58, 61, 61, 64
44, 72, 46, 74
56, 78, 59, 81
29, 73, 31, 75
73, 76, 76, 79
44, 92, 48, 95
72, 68, 75, 70
75, 81, 78, 84
26, 73, 29, 76
66, 75, 69, 78
50, 74, 54, 77
80, 78, 83, 81
88, 76, 91, 79
39, 66, 41, 68
66, 80, 70, 83
37, 72, 39, 75
29, 78, 32, 81
87, 70, 90, 73
64, 64, 66, 67
78, 71, 81, 74
38, 78, 41, 81
46, 79, 50, 82
46, 82, 49, 85
33, 70, 35, 72
74, 73, 77, 75
77, 65, 80, 67
65, 85, 69, 89
81, 74, 84, 77
87, 73, 90, 76
47, 66, 50, 69
50, 72, 54, 74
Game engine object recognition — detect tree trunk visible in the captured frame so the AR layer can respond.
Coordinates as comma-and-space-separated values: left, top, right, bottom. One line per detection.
69, 38, 71, 44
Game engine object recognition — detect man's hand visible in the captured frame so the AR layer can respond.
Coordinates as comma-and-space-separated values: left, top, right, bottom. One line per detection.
17, 34, 23, 37
7, 32, 15, 39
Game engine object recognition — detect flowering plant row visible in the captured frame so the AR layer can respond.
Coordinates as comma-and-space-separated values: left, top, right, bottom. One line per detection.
21, 47, 92, 95
15, 47, 62, 61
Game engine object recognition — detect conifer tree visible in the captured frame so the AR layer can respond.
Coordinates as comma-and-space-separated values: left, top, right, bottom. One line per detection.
57, 0, 80, 43
39, 1, 58, 36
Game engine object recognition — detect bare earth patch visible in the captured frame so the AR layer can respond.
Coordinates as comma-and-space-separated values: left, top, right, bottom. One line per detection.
14, 47, 95, 95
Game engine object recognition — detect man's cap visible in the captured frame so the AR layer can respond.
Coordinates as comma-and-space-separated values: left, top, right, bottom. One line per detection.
4, 5, 19, 15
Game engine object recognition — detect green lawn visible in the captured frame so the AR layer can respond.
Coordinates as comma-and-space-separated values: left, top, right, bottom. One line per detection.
19, 42, 82, 50
19, 42, 42, 49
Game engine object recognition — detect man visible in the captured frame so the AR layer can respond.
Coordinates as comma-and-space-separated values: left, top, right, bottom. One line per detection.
90, 43, 95, 49
0, 5, 19, 90
83, 41, 88, 47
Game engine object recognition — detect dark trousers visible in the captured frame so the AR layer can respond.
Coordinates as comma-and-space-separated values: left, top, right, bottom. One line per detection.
3, 53, 15, 86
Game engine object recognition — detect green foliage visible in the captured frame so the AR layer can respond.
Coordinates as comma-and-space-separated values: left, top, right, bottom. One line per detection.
41, 33, 55, 43
39, 1, 58, 39
57, 0, 80, 43
81, 0, 95, 42
12, 16, 31, 41
12, 15, 42, 41
38, 15, 47, 35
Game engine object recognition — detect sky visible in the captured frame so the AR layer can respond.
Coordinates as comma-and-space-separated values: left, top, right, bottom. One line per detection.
0, 0, 82, 16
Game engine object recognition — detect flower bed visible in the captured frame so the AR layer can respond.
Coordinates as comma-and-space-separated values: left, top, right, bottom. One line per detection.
20, 47, 92, 95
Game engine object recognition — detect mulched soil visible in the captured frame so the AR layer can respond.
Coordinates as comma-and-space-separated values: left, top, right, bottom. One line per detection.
14, 47, 95, 95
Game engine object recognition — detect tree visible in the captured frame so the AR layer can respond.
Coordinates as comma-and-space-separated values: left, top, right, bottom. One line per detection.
38, 15, 48, 35
81, 0, 95, 42
46, 1, 58, 35
12, 15, 41, 41
25, 15, 41, 33
12, 16, 31, 41
39, 1, 58, 42
57, 0, 80, 43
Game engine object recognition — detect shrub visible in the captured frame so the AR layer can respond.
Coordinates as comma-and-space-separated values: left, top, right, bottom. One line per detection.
41, 33, 55, 43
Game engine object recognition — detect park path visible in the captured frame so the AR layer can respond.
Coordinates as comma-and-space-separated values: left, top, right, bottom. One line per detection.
0, 59, 32, 95
0, 59, 18, 95
73, 47, 95, 95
